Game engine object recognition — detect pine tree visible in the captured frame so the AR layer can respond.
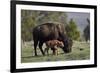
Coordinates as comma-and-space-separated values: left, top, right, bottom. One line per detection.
65, 19, 80, 40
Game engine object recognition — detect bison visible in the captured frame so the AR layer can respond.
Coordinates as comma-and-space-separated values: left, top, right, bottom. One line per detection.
45, 40, 64, 55
32, 23, 72, 56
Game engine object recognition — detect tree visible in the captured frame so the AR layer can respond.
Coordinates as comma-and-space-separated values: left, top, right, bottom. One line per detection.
65, 19, 80, 40
21, 10, 36, 41
36, 11, 67, 24
21, 10, 68, 41
83, 18, 90, 42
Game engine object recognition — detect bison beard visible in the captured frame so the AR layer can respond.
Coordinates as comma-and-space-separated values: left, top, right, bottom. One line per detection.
32, 23, 72, 56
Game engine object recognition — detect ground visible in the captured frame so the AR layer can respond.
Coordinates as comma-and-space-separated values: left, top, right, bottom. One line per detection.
21, 41, 90, 63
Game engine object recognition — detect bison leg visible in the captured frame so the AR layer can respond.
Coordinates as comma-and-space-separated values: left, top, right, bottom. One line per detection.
33, 40, 38, 56
54, 49, 58, 56
51, 48, 56, 55
44, 47, 49, 55
39, 42, 45, 56
53, 50, 56, 55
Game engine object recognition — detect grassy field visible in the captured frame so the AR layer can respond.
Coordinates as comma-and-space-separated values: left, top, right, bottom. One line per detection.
21, 41, 90, 63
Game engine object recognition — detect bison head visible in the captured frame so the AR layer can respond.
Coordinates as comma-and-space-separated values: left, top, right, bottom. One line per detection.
62, 37, 72, 53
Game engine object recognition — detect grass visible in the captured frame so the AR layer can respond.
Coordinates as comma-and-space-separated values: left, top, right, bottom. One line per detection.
21, 41, 90, 63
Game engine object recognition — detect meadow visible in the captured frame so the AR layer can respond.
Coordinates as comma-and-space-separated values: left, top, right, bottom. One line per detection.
21, 41, 90, 63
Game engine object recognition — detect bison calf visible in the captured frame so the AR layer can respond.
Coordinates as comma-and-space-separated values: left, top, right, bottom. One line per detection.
45, 40, 64, 55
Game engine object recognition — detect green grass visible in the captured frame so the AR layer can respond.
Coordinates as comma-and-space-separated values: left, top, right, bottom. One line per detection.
21, 41, 90, 63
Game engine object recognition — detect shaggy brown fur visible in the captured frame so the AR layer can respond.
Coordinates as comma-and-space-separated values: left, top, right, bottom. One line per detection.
33, 22, 72, 56
45, 40, 64, 55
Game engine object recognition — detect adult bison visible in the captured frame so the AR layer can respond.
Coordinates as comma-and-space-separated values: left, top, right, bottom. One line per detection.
32, 23, 72, 56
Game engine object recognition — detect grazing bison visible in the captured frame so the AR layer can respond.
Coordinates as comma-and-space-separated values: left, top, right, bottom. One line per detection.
45, 40, 64, 55
32, 23, 72, 56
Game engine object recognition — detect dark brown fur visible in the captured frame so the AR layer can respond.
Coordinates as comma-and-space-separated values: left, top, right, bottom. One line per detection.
32, 23, 72, 56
